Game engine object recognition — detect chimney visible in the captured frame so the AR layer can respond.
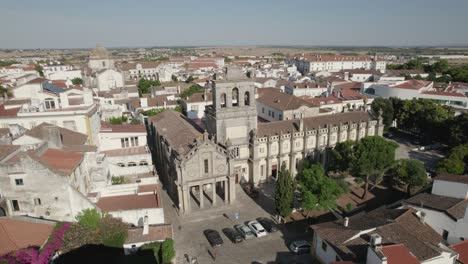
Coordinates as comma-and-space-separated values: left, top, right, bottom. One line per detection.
419, 211, 426, 224
370, 234, 382, 247
299, 118, 304, 131
42, 125, 63, 149
142, 215, 149, 235
344, 217, 349, 227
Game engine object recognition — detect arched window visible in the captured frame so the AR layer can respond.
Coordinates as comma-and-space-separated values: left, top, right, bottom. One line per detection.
44, 98, 56, 109
117, 163, 125, 167
244, 91, 250, 106
232, 88, 239, 106
139, 160, 148, 166
220, 93, 226, 108
128, 162, 137, 167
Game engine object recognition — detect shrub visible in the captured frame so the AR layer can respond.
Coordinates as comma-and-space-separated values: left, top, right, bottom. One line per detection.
99, 214, 128, 248
161, 239, 175, 264
141, 241, 162, 263
75, 209, 101, 230
61, 223, 102, 253
111, 176, 125, 185
108, 116, 128, 125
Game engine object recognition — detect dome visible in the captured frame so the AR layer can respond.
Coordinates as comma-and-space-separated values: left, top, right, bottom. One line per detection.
90, 45, 110, 59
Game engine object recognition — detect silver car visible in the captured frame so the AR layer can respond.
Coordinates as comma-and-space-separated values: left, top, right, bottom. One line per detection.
235, 224, 255, 239
247, 221, 267, 237
289, 240, 311, 254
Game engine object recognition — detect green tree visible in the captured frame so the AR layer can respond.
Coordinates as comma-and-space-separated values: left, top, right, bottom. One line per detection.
35, 65, 44, 77
99, 214, 128, 248
75, 208, 101, 230
371, 97, 394, 128
161, 239, 175, 264
141, 241, 162, 263
396, 159, 428, 195
180, 84, 204, 98
138, 78, 161, 95
298, 164, 344, 211
430, 59, 450, 74
108, 116, 128, 125
224, 57, 233, 63
274, 164, 294, 218
437, 143, 468, 175
171, 75, 178, 82
447, 114, 468, 146
352, 136, 398, 197
329, 141, 356, 172
71, 77, 83, 85
0, 60, 19, 66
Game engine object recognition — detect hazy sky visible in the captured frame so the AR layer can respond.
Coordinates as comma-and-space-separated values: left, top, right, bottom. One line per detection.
1, 0, 467, 49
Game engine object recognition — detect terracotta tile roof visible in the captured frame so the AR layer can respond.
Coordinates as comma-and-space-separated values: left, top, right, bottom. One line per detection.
119, 61, 160, 71
184, 92, 212, 103
39, 148, 84, 176
342, 69, 379, 75
26, 77, 47, 84
96, 193, 160, 211
386, 69, 425, 76
339, 90, 368, 100
146, 96, 178, 107
451, 240, 468, 264
138, 184, 159, 194
0, 218, 54, 256
188, 62, 218, 69
257, 111, 371, 137
102, 146, 148, 157
125, 224, 172, 244
381, 244, 420, 264
0, 145, 20, 161
301, 96, 342, 105
0, 128, 10, 137
311, 208, 443, 262
148, 110, 203, 155
405, 193, 467, 221
421, 91, 466, 97
301, 55, 372, 62
335, 82, 362, 90
435, 174, 468, 184
0, 106, 20, 117
25, 122, 88, 146
392, 80, 432, 90
100, 122, 146, 133
257, 88, 318, 111
3, 99, 31, 106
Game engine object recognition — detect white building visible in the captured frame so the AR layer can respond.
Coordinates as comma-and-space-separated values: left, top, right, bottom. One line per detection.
291, 54, 386, 74
181, 92, 212, 120
123, 223, 172, 255
284, 81, 329, 97
404, 174, 468, 245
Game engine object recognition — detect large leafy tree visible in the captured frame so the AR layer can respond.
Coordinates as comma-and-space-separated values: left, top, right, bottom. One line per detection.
180, 84, 204, 99
138, 78, 161, 95
75, 208, 101, 230
329, 141, 356, 172
352, 136, 398, 198
274, 164, 294, 218
71, 77, 83, 85
298, 163, 344, 211
437, 143, 468, 175
371, 97, 394, 127
396, 159, 428, 195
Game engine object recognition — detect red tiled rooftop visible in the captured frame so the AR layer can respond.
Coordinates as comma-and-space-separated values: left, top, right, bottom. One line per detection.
100, 122, 146, 133
0, 218, 54, 256
451, 240, 468, 264
102, 146, 148, 157
381, 244, 420, 264
39, 148, 83, 176
0, 106, 20, 117
421, 91, 466, 97
392, 80, 432, 90
96, 193, 160, 211
138, 184, 159, 193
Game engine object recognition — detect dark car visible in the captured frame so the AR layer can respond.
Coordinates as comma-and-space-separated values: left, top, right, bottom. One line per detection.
222, 227, 243, 243
204, 229, 223, 247
256, 217, 278, 233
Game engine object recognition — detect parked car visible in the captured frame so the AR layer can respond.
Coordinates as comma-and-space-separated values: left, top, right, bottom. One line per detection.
235, 224, 255, 240
247, 221, 267, 237
242, 183, 259, 199
256, 217, 278, 233
222, 227, 243, 243
204, 229, 223, 247
289, 240, 311, 254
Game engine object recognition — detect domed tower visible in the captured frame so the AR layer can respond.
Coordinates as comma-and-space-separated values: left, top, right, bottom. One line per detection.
88, 45, 115, 71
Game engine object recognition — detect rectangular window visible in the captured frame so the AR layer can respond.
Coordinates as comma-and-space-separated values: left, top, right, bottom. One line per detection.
442, 230, 449, 240
34, 198, 41, 205
321, 241, 327, 251
121, 138, 125, 148
11, 200, 20, 211
204, 159, 209, 174
134, 137, 139, 147
262, 107, 264, 113
272, 112, 275, 118
261, 165, 264, 176
191, 105, 198, 111
15, 179, 24, 186
259, 147, 264, 153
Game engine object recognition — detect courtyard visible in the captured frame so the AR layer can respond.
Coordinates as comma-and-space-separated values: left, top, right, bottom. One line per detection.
161, 183, 315, 264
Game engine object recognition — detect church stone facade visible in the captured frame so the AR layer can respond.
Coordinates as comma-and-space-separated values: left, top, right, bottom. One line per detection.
147, 80, 383, 214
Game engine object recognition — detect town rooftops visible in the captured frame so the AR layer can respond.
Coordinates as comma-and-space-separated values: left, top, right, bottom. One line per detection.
257, 111, 372, 137
25, 122, 88, 146
335, 82, 363, 90
96, 193, 160, 211
0, 217, 55, 256
38, 148, 84, 176
100, 122, 146, 133
125, 224, 172, 245
149, 110, 203, 156
184, 92, 212, 103
451, 240, 468, 264
435, 174, 468, 185
257, 88, 318, 110
391, 80, 432, 90
421, 90, 466, 97
310, 208, 443, 262
386, 69, 425, 76
380, 244, 421, 264
404, 193, 467, 221
0, 145, 20, 162
300, 55, 372, 62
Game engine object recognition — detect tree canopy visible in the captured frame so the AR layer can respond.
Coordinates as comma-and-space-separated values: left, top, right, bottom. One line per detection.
396, 159, 428, 195
329, 141, 356, 172
437, 143, 468, 175
352, 136, 398, 197
180, 84, 204, 99
297, 163, 344, 211
371, 97, 394, 127
274, 164, 294, 218
138, 78, 161, 95
71, 77, 83, 85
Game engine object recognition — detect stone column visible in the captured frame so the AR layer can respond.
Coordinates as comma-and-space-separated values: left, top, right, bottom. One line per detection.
229, 177, 236, 204
199, 184, 204, 209
212, 180, 217, 206
183, 185, 190, 214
